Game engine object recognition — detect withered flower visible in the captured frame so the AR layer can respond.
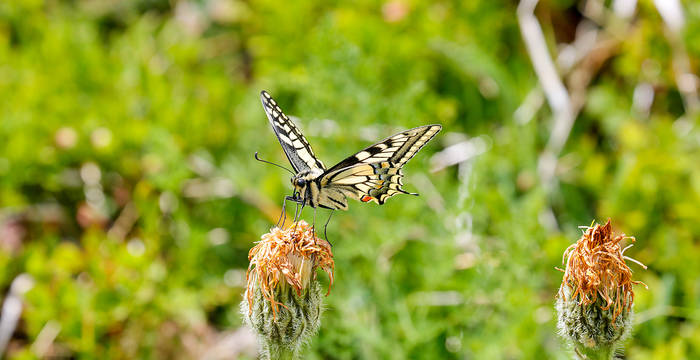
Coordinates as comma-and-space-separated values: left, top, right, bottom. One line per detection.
556, 219, 647, 360
241, 221, 334, 359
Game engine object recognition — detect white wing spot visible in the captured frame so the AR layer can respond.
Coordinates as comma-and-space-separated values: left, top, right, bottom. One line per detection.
334, 176, 364, 185
355, 151, 371, 161
279, 134, 294, 146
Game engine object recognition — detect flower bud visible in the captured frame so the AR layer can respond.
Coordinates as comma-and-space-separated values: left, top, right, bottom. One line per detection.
241, 221, 334, 359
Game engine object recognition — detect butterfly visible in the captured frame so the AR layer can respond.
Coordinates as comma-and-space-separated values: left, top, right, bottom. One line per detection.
260, 90, 441, 212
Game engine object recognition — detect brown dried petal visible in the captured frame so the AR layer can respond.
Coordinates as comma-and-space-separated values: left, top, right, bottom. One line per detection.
559, 219, 647, 322
245, 221, 334, 318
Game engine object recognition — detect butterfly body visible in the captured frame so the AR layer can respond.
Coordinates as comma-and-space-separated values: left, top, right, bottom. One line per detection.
290, 169, 348, 210
261, 90, 440, 211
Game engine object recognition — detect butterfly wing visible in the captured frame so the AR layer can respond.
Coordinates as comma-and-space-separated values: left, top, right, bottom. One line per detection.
260, 91, 325, 173
319, 124, 441, 206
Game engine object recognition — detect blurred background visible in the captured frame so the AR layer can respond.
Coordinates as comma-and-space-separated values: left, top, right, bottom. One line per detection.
1, 0, 699, 358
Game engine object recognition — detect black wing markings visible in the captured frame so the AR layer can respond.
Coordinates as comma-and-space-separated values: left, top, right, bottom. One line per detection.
320, 125, 441, 205
260, 91, 325, 173
323, 125, 441, 176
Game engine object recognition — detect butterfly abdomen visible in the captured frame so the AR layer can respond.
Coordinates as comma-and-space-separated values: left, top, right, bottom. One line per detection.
317, 187, 349, 210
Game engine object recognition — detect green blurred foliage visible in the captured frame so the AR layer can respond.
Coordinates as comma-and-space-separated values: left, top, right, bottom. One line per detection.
0, 0, 699, 359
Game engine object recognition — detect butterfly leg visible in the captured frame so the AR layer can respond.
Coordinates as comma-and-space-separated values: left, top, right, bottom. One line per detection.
293, 202, 304, 222
293, 202, 305, 233
291, 201, 299, 223
323, 210, 334, 246
276, 196, 289, 229
311, 206, 318, 244
278, 195, 300, 229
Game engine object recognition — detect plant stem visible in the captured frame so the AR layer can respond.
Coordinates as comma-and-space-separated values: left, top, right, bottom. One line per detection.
574, 343, 614, 360
262, 342, 297, 360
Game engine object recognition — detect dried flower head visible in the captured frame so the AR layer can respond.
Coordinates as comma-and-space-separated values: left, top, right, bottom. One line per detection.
556, 219, 648, 358
241, 221, 334, 359
245, 221, 334, 317
558, 219, 647, 321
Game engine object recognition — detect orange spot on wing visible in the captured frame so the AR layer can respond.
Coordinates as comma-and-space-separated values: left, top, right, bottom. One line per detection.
361, 195, 373, 202
375, 180, 385, 189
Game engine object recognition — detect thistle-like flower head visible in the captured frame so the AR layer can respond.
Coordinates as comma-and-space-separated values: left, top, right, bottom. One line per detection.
241, 221, 334, 359
556, 219, 647, 358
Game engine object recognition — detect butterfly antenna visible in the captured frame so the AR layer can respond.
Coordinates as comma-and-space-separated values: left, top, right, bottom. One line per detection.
254, 152, 295, 175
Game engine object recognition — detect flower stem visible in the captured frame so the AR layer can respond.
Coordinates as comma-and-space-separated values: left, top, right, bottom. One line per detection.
262, 342, 298, 360
574, 343, 614, 360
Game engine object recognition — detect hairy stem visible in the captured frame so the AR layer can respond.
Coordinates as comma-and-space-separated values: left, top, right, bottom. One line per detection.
262, 342, 298, 360
574, 343, 614, 360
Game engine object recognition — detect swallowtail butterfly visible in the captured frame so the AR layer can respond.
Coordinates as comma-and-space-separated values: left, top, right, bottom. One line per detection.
260, 90, 441, 211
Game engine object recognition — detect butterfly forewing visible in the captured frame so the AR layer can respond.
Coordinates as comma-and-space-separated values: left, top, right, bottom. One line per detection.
323, 125, 441, 173
260, 91, 325, 173
320, 125, 441, 206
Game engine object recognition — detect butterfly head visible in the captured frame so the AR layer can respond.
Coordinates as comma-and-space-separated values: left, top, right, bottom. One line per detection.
291, 169, 322, 200
291, 176, 307, 189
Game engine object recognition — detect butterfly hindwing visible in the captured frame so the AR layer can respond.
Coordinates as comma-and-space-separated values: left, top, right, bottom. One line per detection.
320, 125, 441, 206
321, 162, 410, 205
260, 91, 325, 173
